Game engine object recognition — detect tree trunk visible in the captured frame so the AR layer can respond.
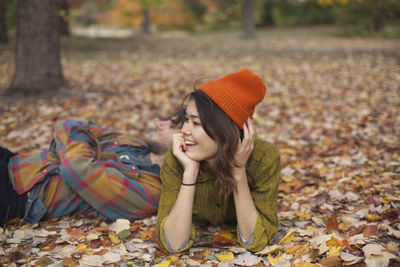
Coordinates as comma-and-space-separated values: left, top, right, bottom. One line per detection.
261, 0, 275, 27
60, 0, 70, 36
373, 0, 386, 32
7, 0, 65, 96
0, 0, 7, 44
142, 7, 150, 34
243, 0, 255, 40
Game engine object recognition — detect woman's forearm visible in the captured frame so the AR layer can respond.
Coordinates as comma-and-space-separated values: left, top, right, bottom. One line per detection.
163, 168, 198, 251
233, 168, 258, 242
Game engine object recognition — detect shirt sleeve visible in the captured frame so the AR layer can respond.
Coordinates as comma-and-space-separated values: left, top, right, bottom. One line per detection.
236, 141, 281, 252
156, 150, 196, 253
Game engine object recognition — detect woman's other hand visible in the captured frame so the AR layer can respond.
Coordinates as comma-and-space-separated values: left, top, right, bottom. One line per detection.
233, 118, 257, 178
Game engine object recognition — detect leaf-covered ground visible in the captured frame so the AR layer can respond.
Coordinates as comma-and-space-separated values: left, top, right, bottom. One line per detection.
1, 27, 400, 266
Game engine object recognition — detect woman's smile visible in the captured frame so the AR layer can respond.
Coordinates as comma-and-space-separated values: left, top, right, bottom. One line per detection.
181, 100, 218, 162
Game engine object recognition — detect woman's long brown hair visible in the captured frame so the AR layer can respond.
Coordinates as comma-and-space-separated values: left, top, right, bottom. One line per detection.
185, 90, 252, 199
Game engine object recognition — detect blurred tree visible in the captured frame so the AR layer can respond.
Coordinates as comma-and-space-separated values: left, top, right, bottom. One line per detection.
273, 0, 334, 26
141, 0, 153, 34
259, 0, 275, 27
110, 0, 187, 33
60, 0, 70, 35
324, 0, 400, 32
0, 0, 7, 43
7, 0, 65, 95
243, 0, 255, 39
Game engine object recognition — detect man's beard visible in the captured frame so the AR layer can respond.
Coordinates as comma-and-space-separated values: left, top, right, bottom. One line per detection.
145, 140, 169, 155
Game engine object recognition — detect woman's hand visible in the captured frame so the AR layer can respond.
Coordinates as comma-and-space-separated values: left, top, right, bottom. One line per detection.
233, 118, 257, 178
172, 133, 200, 174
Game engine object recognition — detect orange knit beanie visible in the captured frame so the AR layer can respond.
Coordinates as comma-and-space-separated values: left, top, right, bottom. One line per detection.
198, 68, 266, 129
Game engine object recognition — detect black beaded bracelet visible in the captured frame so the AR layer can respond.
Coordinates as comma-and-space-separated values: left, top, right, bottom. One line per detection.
181, 182, 197, 186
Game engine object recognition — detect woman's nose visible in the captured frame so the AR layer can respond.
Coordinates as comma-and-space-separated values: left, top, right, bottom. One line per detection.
181, 122, 191, 135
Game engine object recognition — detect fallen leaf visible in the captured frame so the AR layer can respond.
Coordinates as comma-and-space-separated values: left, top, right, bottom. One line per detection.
216, 251, 234, 262
35, 255, 54, 266
319, 256, 341, 267
340, 252, 364, 265
326, 214, 339, 232
363, 225, 378, 238
280, 232, 295, 244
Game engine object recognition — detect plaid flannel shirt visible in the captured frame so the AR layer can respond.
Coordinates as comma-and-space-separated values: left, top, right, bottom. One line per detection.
8, 119, 161, 221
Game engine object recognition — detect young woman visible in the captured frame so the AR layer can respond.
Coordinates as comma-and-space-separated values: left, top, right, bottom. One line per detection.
156, 68, 281, 253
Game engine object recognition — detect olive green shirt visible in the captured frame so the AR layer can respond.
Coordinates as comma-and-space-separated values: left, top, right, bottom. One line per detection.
156, 138, 281, 253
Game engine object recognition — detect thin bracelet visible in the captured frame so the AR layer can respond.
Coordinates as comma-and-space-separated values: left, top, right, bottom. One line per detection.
181, 182, 196, 186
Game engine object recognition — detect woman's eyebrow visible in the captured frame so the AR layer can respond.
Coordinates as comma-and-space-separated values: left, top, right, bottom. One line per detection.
185, 112, 200, 119
189, 114, 200, 119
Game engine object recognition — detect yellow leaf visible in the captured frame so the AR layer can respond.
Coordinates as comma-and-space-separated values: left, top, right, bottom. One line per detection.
365, 213, 381, 222
294, 160, 304, 170
285, 244, 309, 256
387, 242, 399, 252
267, 251, 282, 264
306, 226, 316, 231
280, 232, 294, 244
327, 246, 342, 257
216, 251, 234, 262
326, 237, 342, 247
76, 243, 87, 250
158, 260, 171, 267
282, 176, 293, 182
292, 262, 319, 267
108, 232, 120, 244
294, 210, 312, 220
319, 165, 328, 176
338, 220, 352, 231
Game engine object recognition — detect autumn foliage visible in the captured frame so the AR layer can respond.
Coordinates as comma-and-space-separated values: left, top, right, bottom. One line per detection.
0, 28, 399, 266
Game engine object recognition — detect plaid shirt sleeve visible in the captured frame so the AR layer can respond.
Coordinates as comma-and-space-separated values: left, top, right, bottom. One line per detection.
53, 119, 161, 221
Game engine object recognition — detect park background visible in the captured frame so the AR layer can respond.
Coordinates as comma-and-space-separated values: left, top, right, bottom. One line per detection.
0, 0, 400, 266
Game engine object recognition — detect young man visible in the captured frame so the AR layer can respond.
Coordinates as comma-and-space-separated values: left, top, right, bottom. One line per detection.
0, 118, 181, 226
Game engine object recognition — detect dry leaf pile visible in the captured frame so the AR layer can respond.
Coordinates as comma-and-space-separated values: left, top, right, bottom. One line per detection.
0, 28, 399, 266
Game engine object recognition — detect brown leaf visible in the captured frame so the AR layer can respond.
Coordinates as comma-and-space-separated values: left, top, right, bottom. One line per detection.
35, 256, 54, 267
326, 214, 339, 232
319, 256, 342, 267
363, 225, 378, 238
62, 257, 79, 267
90, 239, 102, 249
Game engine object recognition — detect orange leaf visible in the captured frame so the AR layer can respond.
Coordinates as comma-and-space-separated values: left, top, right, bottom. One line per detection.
326, 214, 339, 232
326, 237, 342, 247
212, 230, 237, 245
285, 243, 310, 259
319, 256, 342, 267
363, 225, 378, 238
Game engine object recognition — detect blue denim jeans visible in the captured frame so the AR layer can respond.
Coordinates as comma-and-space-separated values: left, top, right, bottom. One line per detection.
22, 181, 47, 225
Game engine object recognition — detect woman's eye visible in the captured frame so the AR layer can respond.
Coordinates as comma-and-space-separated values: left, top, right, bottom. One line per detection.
193, 121, 201, 126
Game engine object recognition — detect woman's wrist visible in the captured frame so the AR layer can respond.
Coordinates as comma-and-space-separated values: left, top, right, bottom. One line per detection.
182, 167, 199, 184
232, 167, 247, 182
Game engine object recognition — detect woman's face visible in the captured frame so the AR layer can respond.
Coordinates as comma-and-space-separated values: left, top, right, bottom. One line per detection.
181, 99, 218, 164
